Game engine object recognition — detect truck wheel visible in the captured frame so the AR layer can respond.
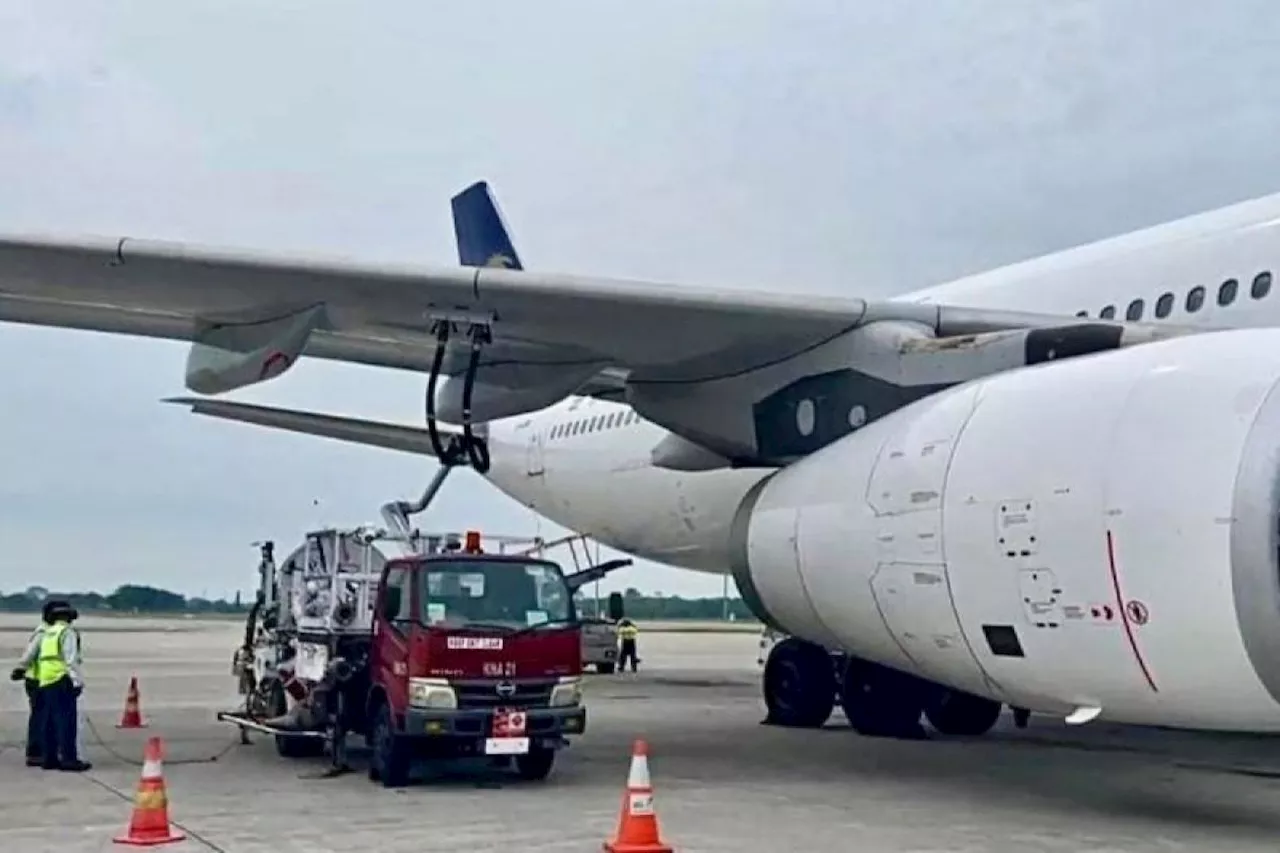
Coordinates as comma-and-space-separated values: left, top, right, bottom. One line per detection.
368, 702, 410, 788
267, 681, 325, 759
276, 734, 325, 759
514, 746, 556, 781
597, 662, 616, 675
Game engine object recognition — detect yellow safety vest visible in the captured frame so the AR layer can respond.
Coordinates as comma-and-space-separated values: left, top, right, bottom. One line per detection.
23, 621, 47, 680
617, 624, 638, 641
36, 622, 69, 687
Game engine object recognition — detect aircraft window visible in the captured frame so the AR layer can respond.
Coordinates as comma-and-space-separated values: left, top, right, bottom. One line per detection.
1125, 299, 1144, 321
1075, 310, 1088, 317
573, 421, 583, 435
1099, 305, 1116, 319
1187, 286, 1205, 312
551, 426, 560, 440
1253, 271, 1272, 299
1219, 278, 1238, 306
1155, 292, 1174, 318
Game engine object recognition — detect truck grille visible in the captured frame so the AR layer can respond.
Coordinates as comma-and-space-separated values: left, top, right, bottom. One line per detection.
453, 679, 554, 709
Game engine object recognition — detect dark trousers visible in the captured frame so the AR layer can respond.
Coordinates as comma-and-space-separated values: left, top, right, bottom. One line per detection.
38, 677, 79, 768
24, 678, 42, 760
619, 639, 639, 672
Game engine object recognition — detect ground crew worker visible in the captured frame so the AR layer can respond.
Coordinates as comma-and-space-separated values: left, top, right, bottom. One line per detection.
19, 602, 90, 771
616, 618, 640, 672
8, 600, 61, 767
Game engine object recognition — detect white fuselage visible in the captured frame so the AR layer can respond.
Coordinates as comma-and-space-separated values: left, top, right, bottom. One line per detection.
469, 191, 1280, 577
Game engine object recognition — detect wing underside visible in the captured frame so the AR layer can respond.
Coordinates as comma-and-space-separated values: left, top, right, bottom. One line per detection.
164, 396, 452, 458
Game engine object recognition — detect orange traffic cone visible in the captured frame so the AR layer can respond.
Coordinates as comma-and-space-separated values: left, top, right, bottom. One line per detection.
114, 737, 185, 847
603, 740, 674, 853
117, 676, 147, 729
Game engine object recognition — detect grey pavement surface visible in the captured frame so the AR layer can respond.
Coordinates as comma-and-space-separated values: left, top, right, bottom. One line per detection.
5, 614, 1280, 851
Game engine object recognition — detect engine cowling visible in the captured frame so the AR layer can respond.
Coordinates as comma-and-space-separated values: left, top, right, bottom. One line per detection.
729, 328, 1280, 731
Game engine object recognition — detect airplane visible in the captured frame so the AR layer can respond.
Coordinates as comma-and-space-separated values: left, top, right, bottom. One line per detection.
7, 180, 1280, 742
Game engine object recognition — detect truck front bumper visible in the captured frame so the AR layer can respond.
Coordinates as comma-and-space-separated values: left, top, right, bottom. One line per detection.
402, 705, 586, 743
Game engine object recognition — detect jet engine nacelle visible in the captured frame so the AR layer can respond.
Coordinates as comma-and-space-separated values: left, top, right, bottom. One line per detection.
730, 328, 1280, 731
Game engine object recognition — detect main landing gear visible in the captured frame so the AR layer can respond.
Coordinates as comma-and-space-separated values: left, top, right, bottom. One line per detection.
761, 637, 1004, 739
425, 319, 492, 473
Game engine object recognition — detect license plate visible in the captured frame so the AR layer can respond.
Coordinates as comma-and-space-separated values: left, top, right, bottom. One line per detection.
484, 737, 530, 755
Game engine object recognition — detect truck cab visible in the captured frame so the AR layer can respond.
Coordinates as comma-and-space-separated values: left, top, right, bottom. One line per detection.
366, 531, 586, 785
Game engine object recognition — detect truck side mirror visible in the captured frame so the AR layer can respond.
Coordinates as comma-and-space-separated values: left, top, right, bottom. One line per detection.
607, 592, 624, 621
381, 587, 402, 622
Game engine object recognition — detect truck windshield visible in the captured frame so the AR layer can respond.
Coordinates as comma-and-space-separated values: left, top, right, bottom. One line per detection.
420, 559, 574, 630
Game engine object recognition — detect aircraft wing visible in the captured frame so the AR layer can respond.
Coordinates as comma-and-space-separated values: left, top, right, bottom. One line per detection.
0, 181, 1204, 465
0, 230, 1175, 388
164, 396, 458, 457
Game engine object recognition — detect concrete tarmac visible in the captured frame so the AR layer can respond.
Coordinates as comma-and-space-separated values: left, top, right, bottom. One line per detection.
5, 614, 1280, 851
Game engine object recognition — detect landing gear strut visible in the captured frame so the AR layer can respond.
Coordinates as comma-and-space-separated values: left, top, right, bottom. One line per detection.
425, 319, 492, 473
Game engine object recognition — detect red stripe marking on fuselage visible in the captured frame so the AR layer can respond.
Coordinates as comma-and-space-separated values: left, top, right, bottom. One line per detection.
1105, 529, 1158, 693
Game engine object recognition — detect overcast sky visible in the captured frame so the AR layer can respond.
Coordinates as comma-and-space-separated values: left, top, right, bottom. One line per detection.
2, 1, 1279, 599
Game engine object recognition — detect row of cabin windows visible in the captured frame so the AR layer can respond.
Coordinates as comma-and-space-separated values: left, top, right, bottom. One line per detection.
1077, 271, 1272, 322
550, 409, 641, 440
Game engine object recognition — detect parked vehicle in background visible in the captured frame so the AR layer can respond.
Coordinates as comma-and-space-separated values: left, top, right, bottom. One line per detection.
581, 617, 618, 674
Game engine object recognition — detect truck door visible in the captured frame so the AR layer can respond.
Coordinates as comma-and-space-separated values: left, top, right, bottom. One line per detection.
525, 429, 545, 477
373, 565, 413, 716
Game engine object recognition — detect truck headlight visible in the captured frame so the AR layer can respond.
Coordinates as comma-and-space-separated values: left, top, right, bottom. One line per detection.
549, 676, 582, 707
409, 678, 457, 710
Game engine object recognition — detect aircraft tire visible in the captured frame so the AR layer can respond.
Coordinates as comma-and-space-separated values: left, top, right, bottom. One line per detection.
762, 638, 835, 728
924, 689, 1003, 737
839, 658, 928, 740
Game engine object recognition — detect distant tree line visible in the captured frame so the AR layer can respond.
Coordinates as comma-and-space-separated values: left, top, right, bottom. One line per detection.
577, 587, 759, 622
0, 584, 246, 615
0, 583, 758, 622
